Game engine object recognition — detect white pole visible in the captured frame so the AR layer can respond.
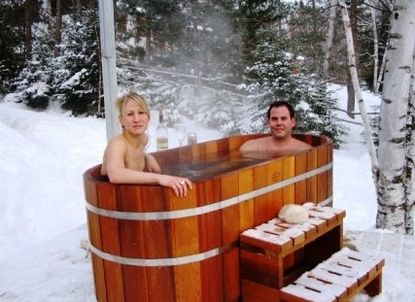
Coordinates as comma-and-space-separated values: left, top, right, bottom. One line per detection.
98, 0, 120, 141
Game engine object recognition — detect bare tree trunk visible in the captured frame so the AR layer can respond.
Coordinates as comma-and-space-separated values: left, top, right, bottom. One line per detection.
75, 0, 82, 15
347, 82, 355, 118
24, 0, 35, 59
145, 16, 152, 62
338, 0, 379, 180
369, 1, 379, 93
345, 1, 360, 118
323, 0, 337, 73
54, 0, 62, 57
376, 0, 415, 234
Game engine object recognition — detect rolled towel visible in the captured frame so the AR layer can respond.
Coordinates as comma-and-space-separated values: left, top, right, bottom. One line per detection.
278, 204, 309, 224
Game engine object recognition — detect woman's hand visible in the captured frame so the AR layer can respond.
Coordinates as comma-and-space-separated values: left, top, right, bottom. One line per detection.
157, 175, 192, 197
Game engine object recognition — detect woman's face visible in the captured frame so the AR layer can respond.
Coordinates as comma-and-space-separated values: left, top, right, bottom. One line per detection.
119, 99, 149, 136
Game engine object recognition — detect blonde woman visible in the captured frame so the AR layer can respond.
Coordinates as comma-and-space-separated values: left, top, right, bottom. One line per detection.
101, 92, 192, 197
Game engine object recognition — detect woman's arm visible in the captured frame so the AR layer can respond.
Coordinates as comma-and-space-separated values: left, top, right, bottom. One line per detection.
104, 139, 192, 197
145, 153, 161, 173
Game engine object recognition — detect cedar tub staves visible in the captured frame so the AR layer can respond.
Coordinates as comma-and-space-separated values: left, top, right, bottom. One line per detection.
83, 134, 333, 302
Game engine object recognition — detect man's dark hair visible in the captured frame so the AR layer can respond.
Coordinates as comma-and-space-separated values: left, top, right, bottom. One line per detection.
267, 101, 295, 119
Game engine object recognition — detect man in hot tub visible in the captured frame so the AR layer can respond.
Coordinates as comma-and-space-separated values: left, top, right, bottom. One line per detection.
240, 101, 311, 157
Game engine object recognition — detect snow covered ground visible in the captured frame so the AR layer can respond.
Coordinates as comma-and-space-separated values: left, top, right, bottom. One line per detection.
1, 84, 414, 301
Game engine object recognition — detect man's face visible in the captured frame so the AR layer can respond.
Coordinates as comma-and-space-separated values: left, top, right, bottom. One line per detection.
268, 106, 296, 139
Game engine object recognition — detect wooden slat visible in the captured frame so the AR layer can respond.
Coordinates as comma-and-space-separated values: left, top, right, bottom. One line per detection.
117, 187, 149, 302
197, 179, 222, 250
220, 173, 241, 301
84, 173, 107, 302
292, 222, 318, 240
256, 223, 305, 247
267, 159, 283, 215
97, 182, 125, 302
308, 209, 336, 225
308, 267, 357, 290
220, 173, 240, 243
306, 148, 318, 203
240, 229, 290, 253
294, 274, 347, 299
242, 279, 279, 302
327, 142, 333, 203
281, 283, 336, 302
294, 152, 308, 205
197, 178, 223, 301
204, 140, 219, 158
191, 142, 204, 161
201, 255, 224, 301
282, 155, 295, 204
227, 135, 243, 152
281, 248, 385, 302
173, 262, 201, 302
317, 144, 328, 202
168, 189, 202, 302
239, 169, 255, 231
253, 164, 269, 224
223, 248, 240, 301
88, 211, 107, 302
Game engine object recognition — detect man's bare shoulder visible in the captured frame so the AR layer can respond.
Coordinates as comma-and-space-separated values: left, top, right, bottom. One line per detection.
291, 138, 312, 151
240, 136, 271, 152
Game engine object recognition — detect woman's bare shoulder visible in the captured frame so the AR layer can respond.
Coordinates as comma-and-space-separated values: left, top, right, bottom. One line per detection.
101, 135, 127, 175
107, 134, 127, 149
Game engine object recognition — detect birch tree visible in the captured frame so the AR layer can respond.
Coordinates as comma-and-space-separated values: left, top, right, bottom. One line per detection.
323, 0, 337, 73
376, 36, 388, 94
369, 2, 379, 93
376, 0, 415, 234
375, 0, 394, 94
338, 0, 379, 176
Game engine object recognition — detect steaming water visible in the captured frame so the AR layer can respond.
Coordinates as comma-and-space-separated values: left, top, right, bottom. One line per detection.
161, 152, 272, 181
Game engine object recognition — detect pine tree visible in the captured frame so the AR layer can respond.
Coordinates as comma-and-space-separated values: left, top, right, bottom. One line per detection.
0, 1, 26, 93
287, 0, 328, 74
52, 5, 101, 116
296, 73, 346, 146
117, 0, 185, 66
242, 35, 345, 146
13, 10, 54, 110
238, 0, 292, 67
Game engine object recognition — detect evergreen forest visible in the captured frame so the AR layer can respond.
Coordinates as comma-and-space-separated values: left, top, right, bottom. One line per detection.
0, 0, 393, 146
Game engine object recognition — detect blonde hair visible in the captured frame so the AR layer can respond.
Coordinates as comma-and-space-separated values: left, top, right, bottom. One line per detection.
115, 92, 150, 119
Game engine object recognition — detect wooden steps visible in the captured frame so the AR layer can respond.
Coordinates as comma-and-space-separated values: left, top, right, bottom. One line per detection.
240, 205, 345, 291
280, 247, 385, 302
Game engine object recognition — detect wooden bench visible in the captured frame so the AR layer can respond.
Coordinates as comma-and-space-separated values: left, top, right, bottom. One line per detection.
240, 204, 346, 301
280, 247, 385, 301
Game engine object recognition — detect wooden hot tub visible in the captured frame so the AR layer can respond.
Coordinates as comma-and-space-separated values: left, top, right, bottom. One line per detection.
83, 133, 333, 302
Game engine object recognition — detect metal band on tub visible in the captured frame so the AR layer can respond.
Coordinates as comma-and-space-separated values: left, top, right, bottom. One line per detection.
85, 162, 333, 221
88, 241, 237, 267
